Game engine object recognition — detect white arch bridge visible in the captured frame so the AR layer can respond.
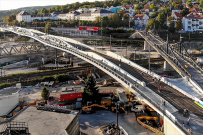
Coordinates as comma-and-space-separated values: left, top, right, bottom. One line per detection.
1, 26, 203, 135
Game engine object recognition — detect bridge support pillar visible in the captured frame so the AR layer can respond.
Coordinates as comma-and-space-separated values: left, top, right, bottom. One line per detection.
144, 41, 155, 51
164, 116, 185, 135
164, 61, 174, 71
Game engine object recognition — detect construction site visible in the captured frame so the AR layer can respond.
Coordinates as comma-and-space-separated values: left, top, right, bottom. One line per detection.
1, 28, 202, 135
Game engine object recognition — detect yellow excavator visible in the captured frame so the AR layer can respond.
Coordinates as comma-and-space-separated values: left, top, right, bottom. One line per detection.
82, 104, 107, 114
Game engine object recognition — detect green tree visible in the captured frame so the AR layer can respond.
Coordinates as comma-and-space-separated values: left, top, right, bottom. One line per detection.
82, 74, 99, 105
41, 8, 48, 14
176, 19, 182, 31
151, 12, 158, 18
41, 87, 50, 104
150, 4, 156, 10
8, 16, 14, 26
168, 21, 175, 33
180, 8, 189, 16
156, 12, 165, 27
187, 0, 193, 8
147, 18, 158, 30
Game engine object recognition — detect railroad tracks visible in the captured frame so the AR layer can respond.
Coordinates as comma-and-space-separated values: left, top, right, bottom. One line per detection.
0, 65, 94, 84
95, 51, 203, 119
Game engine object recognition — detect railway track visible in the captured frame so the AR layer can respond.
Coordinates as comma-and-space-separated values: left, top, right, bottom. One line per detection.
93, 51, 203, 119
63, 41, 203, 118
0, 65, 94, 84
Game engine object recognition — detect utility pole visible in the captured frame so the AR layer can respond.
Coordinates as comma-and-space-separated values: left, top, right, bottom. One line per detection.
129, 19, 130, 29
180, 34, 183, 54
148, 45, 151, 72
101, 19, 103, 38
167, 34, 168, 54
121, 40, 122, 47
134, 49, 136, 61
126, 46, 127, 58
110, 35, 112, 50
116, 102, 119, 135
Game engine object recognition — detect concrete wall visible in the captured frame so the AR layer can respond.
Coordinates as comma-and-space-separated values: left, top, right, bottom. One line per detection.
144, 41, 155, 51
164, 61, 175, 71
164, 116, 185, 135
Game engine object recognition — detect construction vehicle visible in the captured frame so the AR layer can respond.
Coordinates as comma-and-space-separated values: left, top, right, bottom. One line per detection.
82, 104, 107, 114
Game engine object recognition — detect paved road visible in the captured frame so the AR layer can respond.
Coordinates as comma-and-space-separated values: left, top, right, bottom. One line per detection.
79, 110, 156, 135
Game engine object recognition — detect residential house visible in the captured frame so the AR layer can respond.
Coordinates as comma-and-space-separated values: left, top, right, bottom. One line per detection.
134, 14, 149, 27
189, 5, 201, 12
183, 12, 203, 32
167, 12, 183, 26
142, 5, 154, 17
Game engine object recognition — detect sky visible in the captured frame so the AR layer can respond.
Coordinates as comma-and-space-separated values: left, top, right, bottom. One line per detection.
0, 0, 103, 11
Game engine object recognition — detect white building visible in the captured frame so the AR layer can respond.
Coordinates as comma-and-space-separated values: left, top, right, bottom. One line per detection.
134, 14, 149, 27
16, 11, 60, 22
16, 11, 32, 22
76, 9, 114, 21
167, 12, 183, 26
142, 5, 154, 17
76, 8, 90, 13
183, 12, 203, 32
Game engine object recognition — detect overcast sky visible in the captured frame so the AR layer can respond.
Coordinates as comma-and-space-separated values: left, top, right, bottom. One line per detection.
0, 0, 104, 11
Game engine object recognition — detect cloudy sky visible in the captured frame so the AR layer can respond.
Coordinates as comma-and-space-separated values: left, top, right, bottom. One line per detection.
0, 0, 104, 11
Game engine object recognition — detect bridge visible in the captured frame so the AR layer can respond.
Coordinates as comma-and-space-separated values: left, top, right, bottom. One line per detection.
131, 31, 203, 94
1, 26, 203, 135
0, 41, 55, 56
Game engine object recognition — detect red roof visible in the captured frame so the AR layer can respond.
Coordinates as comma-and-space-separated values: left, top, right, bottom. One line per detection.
134, 14, 145, 20
185, 12, 203, 19
144, 5, 150, 10
126, 5, 132, 9
189, 6, 200, 12
174, 12, 183, 19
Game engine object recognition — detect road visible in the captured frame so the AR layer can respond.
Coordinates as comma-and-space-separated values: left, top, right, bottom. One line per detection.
79, 110, 156, 135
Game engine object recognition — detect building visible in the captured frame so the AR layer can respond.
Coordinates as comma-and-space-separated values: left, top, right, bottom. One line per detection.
109, 7, 121, 13
76, 9, 114, 21
167, 12, 183, 26
16, 11, 32, 22
134, 14, 149, 27
142, 5, 154, 17
16, 11, 59, 22
189, 5, 201, 12
0, 106, 80, 135
183, 12, 203, 32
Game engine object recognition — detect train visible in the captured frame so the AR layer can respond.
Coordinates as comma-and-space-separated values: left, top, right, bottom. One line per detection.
194, 98, 203, 109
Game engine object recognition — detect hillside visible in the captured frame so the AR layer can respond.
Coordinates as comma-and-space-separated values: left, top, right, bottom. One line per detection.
0, 5, 57, 19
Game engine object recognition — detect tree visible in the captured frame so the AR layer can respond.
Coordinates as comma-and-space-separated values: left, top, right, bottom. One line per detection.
156, 12, 165, 27
168, 21, 175, 33
187, 0, 193, 8
180, 8, 189, 16
176, 19, 182, 31
150, 4, 156, 10
41, 87, 50, 104
147, 18, 158, 30
151, 12, 158, 18
41, 8, 48, 14
82, 74, 99, 105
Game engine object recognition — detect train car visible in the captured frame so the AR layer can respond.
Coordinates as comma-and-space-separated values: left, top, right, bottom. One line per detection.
194, 100, 203, 109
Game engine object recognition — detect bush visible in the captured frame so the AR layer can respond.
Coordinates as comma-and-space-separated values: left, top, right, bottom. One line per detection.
41, 76, 55, 82
0, 83, 13, 89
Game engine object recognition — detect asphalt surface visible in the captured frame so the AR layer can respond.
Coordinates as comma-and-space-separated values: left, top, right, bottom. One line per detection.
79, 110, 156, 135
